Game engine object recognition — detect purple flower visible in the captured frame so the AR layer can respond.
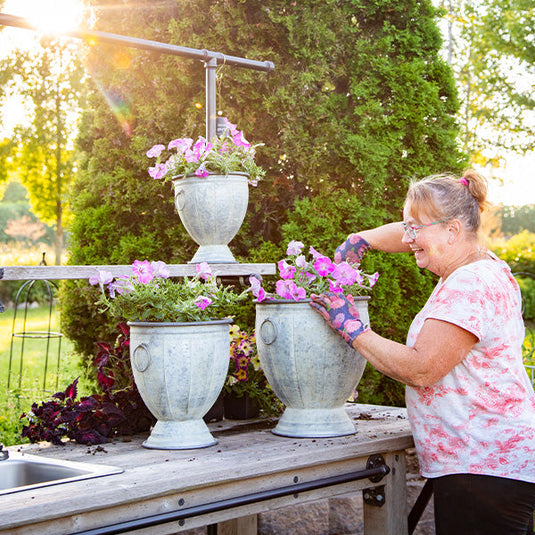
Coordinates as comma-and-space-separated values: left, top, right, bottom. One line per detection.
194, 296, 212, 310
196, 262, 212, 281
309, 246, 323, 259
148, 163, 167, 180
89, 270, 114, 287
287, 240, 304, 256
110, 277, 133, 296
195, 162, 209, 178
314, 256, 334, 277
151, 261, 170, 279
278, 259, 296, 280
146, 144, 165, 158
132, 260, 154, 284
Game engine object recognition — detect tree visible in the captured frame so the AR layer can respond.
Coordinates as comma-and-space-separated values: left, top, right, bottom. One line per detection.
436, 0, 535, 166
0, 37, 86, 264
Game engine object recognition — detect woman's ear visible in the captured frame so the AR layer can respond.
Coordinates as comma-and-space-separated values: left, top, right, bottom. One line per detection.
447, 219, 463, 244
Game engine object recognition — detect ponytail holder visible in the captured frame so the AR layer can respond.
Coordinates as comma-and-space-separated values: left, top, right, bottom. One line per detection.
459, 177, 469, 187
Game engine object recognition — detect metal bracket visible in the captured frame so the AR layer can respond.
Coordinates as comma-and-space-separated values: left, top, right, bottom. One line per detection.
366, 454, 389, 482
363, 485, 386, 507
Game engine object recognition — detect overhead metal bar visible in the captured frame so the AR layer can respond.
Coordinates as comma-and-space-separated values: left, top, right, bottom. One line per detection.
0, 13, 274, 138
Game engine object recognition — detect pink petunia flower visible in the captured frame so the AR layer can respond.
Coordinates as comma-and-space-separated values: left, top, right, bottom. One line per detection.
168, 137, 193, 153
196, 262, 213, 281
132, 260, 154, 284
314, 256, 335, 277
148, 163, 167, 180
146, 144, 165, 158
331, 262, 362, 287
287, 240, 304, 256
89, 270, 114, 287
278, 259, 296, 280
276, 280, 305, 301
194, 296, 213, 311
151, 261, 170, 279
295, 255, 308, 268
249, 275, 266, 302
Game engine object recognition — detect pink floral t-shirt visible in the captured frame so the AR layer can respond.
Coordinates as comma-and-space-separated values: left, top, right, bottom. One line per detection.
406, 255, 535, 483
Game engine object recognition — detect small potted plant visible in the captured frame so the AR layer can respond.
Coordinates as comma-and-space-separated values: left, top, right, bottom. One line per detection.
223, 326, 283, 420
146, 118, 265, 263
248, 240, 378, 438
90, 260, 252, 450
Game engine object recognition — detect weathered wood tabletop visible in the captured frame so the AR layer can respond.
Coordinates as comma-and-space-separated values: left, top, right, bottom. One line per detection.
2, 404, 414, 535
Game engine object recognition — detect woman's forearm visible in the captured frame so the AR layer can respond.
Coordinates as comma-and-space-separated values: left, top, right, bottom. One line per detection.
359, 222, 410, 253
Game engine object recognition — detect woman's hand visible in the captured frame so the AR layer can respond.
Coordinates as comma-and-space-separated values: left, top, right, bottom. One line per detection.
334, 234, 370, 264
310, 292, 369, 345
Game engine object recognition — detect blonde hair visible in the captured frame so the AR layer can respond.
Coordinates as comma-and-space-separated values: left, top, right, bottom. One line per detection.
405, 169, 489, 233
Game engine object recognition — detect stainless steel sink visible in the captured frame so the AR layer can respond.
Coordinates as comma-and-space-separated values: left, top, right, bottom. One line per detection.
0, 452, 123, 495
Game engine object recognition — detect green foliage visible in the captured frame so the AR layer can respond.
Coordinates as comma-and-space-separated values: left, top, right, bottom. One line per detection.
500, 205, 535, 235
436, 0, 535, 159
491, 231, 535, 274
516, 277, 535, 324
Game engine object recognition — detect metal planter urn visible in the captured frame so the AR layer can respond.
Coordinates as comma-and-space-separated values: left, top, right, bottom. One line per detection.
173, 173, 249, 264
255, 298, 369, 438
128, 319, 231, 449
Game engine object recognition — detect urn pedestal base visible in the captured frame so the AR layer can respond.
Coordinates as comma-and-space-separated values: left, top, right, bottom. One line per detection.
189, 244, 237, 264
272, 407, 357, 438
142, 419, 217, 450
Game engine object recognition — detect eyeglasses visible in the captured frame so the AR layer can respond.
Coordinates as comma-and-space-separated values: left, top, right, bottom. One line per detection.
402, 219, 447, 240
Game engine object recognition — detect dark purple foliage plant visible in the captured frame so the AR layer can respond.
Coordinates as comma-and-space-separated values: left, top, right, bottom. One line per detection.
21, 323, 155, 446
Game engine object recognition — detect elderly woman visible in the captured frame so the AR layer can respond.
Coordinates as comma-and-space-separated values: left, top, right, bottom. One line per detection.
310, 170, 535, 535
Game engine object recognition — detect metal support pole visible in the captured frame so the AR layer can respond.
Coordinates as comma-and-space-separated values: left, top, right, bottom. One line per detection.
205, 57, 217, 140
0, 13, 274, 140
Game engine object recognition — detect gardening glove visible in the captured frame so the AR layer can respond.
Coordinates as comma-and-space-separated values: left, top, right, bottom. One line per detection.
334, 234, 370, 264
310, 292, 370, 345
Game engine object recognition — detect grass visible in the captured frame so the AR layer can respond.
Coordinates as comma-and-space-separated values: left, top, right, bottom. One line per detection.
0, 305, 94, 447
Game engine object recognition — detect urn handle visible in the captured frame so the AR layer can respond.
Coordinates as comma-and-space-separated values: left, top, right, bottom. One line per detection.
259, 318, 277, 345
174, 188, 186, 211
132, 343, 151, 372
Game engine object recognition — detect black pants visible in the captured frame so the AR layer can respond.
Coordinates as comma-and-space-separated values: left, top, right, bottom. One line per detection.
432, 473, 535, 535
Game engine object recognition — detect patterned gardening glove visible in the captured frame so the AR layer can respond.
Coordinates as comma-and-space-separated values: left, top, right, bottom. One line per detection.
309, 292, 370, 345
334, 234, 371, 264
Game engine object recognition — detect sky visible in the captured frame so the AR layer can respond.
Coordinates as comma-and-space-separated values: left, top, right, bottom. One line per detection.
0, 0, 535, 206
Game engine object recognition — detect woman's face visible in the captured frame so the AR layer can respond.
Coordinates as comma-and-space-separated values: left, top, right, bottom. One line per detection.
402, 202, 450, 277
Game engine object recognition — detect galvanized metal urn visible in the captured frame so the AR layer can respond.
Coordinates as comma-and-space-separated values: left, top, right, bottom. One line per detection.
255, 298, 369, 438
128, 319, 231, 449
173, 173, 249, 264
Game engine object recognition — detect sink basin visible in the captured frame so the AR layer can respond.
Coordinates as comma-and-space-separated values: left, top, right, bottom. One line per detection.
0, 452, 123, 495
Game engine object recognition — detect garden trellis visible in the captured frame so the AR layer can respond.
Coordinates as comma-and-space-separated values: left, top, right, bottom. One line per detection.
0, 12, 274, 139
